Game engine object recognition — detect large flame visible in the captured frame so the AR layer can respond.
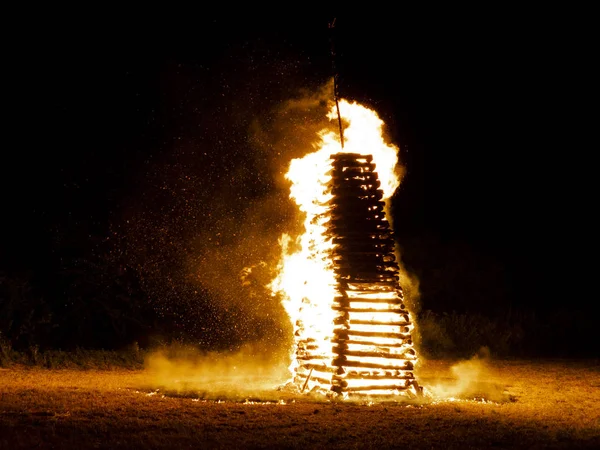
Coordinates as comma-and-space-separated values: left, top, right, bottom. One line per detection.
270, 99, 417, 397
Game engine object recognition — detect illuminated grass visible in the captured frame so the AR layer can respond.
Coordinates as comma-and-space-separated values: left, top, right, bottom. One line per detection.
0, 360, 599, 449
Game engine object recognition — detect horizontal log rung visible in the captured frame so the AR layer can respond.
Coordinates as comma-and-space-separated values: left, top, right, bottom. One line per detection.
333, 350, 415, 360
332, 307, 408, 313
334, 330, 412, 339
335, 384, 412, 392
337, 373, 415, 380
332, 360, 415, 370
335, 339, 412, 348
330, 153, 373, 161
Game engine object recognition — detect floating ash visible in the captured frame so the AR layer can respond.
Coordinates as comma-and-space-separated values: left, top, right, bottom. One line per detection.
270, 100, 421, 399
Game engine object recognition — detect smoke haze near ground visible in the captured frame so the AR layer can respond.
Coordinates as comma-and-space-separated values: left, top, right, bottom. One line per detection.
421, 347, 508, 403
144, 343, 291, 401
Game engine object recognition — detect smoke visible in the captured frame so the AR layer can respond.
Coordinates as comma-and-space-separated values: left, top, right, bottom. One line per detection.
422, 347, 508, 402
111, 54, 328, 337
111, 73, 341, 354
397, 257, 421, 315
144, 342, 291, 401
179, 80, 343, 351
397, 257, 423, 352
248, 78, 337, 187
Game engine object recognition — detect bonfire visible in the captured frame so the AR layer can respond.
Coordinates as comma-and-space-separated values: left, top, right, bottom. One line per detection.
270, 99, 421, 399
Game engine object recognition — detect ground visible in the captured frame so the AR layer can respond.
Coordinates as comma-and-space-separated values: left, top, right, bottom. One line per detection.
1, 359, 599, 449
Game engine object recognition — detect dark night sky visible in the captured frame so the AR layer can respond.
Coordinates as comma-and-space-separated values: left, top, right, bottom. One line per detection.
2, 11, 595, 320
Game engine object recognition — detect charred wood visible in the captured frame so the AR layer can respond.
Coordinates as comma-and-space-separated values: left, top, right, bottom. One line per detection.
333, 329, 413, 339
332, 358, 415, 371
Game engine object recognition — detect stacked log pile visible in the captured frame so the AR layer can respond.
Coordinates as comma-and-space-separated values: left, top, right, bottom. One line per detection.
294, 153, 420, 397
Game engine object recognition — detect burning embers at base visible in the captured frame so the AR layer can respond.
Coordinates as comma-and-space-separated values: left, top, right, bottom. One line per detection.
270, 100, 421, 399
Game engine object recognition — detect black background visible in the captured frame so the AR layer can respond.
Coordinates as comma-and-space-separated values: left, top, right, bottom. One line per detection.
1, 11, 595, 354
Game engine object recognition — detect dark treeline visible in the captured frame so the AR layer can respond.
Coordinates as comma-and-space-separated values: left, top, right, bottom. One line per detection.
1, 233, 595, 359
0, 256, 165, 352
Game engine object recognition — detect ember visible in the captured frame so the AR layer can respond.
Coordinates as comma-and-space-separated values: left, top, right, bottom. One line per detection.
270, 99, 421, 399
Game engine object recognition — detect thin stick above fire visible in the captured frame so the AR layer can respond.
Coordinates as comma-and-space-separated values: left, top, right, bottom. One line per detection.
328, 17, 345, 149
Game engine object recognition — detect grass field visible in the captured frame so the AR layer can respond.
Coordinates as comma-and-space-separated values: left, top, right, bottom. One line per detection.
1, 358, 599, 449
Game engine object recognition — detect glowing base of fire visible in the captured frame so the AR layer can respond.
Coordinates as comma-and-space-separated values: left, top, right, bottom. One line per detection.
295, 368, 421, 399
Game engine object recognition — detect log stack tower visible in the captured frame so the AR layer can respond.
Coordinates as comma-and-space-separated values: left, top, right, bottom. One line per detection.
294, 153, 421, 398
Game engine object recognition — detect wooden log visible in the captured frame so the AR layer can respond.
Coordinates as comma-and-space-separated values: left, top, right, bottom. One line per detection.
330, 183, 380, 191
330, 164, 376, 172
330, 153, 373, 162
296, 343, 320, 351
333, 297, 405, 306
329, 217, 390, 226
343, 285, 401, 294
332, 306, 408, 314
329, 190, 381, 200
330, 187, 384, 198
332, 359, 415, 371
332, 242, 396, 252
333, 329, 412, 339
332, 340, 415, 351
295, 372, 331, 388
333, 348, 416, 359
336, 384, 413, 392
330, 168, 377, 177
336, 269, 399, 277
330, 200, 386, 210
331, 252, 393, 260
328, 229, 392, 238
347, 319, 410, 327
329, 178, 380, 188
327, 174, 378, 183
329, 212, 387, 222
337, 279, 400, 288
333, 256, 397, 265
328, 221, 391, 232
329, 177, 381, 188
328, 200, 386, 210
296, 354, 330, 361
330, 196, 383, 205
329, 183, 383, 192
332, 343, 414, 355
331, 243, 396, 253
339, 371, 415, 379
333, 316, 348, 326
332, 234, 394, 243
335, 290, 400, 298
329, 200, 385, 210
333, 247, 396, 257
329, 211, 388, 220
334, 269, 399, 279
334, 262, 399, 273
333, 254, 396, 263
